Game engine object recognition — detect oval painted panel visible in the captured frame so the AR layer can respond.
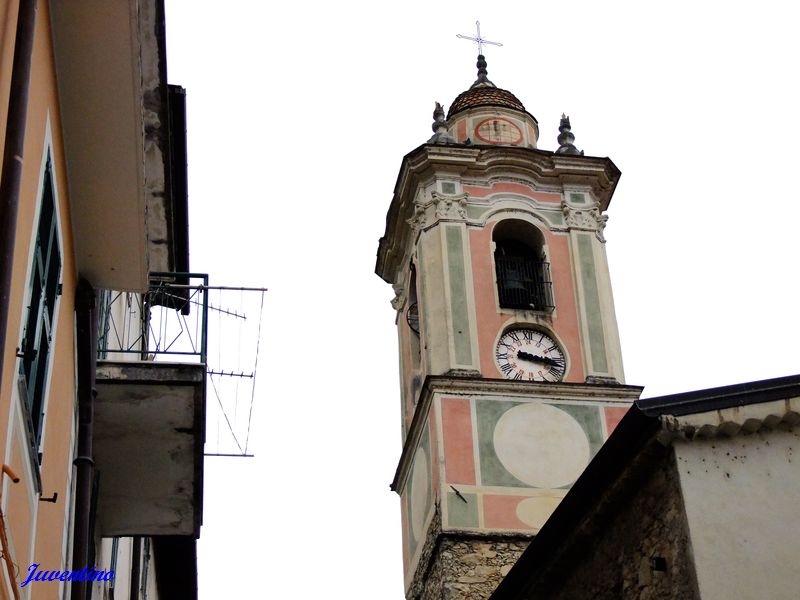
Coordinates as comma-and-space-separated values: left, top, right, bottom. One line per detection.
409, 446, 430, 541
474, 117, 523, 145
493, 403, 590, 489
515, 495, 564, 529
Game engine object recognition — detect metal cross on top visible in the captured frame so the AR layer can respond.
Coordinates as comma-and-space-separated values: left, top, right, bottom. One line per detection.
456, 20, 503, 56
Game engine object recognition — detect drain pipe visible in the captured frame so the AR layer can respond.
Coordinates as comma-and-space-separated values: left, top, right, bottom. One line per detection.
72, 279, 97, 600
0, 0, 38, 391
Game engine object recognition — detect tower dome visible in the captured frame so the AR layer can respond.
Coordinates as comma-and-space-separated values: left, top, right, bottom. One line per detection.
447, 86, 527, 119
445, 55, 539, 147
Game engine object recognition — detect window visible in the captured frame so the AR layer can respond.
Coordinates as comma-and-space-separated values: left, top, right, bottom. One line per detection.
18, 156, 61, 455
493, 220, 553, 311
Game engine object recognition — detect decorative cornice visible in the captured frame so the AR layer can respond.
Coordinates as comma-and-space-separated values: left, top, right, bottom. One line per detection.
376, 144, 621, 284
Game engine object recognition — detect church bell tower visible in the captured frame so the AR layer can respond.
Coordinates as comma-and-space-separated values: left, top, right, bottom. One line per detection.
376, 47, 642, 599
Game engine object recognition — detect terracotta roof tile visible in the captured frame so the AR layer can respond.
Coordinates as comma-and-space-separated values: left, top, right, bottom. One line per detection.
447, 87, 526, 119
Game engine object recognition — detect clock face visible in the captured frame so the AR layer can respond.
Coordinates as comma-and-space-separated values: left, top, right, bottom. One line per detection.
495, 329, 566, 382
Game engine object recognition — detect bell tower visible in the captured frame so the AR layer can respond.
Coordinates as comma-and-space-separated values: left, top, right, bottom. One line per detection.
376, 53, 642, 599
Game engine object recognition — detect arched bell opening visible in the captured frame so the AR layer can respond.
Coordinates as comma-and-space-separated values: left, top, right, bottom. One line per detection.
492, 220, 554, 312
404, 262, 424, 408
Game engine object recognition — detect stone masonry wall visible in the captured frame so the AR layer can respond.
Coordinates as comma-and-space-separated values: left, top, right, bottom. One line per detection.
422, 538, 529, 600
527, 447, 700, 600
407, 518, 529, 600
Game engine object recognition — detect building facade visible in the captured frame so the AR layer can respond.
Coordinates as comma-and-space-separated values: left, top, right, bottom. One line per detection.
376, 55, 641, 599
0, 1, 202, 598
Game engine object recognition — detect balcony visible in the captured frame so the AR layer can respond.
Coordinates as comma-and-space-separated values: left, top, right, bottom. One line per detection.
93, 273, 207, 537
496, 257, 554, 311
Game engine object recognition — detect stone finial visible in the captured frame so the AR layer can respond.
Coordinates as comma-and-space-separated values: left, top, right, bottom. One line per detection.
555, 113, 584, 155
428, 102, 456, 144
471, 54, 496, 89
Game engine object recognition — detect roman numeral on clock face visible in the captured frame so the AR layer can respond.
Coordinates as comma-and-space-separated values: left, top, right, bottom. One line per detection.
495, 328, 566, 382
548, 364, 565, 380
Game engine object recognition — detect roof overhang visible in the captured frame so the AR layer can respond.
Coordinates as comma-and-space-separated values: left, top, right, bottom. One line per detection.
50, 0, 173, 291
94, 361, 205, 537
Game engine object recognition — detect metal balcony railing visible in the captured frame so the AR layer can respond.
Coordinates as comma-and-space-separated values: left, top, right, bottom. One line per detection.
495, 257, 554, 311
97, 272, 209, 363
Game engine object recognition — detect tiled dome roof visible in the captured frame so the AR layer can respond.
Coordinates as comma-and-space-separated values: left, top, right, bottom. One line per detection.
447, 86, 526, 119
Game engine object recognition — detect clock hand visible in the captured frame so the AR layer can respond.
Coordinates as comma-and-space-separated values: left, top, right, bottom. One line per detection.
540, 355, 563, 367
517, 350, 545, 363
517, 351, 563, 367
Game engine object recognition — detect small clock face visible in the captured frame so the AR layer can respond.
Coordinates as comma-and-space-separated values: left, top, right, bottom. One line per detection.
495, 329, 566, 382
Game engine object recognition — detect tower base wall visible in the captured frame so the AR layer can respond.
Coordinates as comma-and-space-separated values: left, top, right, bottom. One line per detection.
408, 517, 529, 600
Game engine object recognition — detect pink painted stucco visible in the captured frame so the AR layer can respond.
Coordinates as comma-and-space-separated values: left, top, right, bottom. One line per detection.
483, 494, 531, 530
469, 220, 586, 382
441, 398, 476, 485
399, 323, 415, 429
456, 119, 467, 143
604, 406, 629, 436
401, 495, 410, 571
428, 408, 440, 495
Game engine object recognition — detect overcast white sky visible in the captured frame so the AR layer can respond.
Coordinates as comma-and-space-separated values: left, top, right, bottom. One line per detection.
164, 1, 800, 597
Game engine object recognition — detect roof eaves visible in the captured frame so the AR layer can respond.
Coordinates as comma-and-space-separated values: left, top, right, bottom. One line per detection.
637, 374, 800, 417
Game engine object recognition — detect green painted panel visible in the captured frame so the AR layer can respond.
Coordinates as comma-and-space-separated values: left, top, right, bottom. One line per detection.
476, 399, 529, 488
441, 182, 456, 194
476, 399, 605, 489
466, 205, 488, 220
544, 210, 565, 228
556, 405, 604, 488
447, 491, 478, 528
570, 192, 587, 205
445, 226, 473, 366
577, 234, 608, 373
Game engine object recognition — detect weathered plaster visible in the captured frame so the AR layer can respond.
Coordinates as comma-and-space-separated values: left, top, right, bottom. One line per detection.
675, 429, 800, 600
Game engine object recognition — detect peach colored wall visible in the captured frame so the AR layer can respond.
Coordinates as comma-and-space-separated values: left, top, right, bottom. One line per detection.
6, 438, 32, 583
441, 398, 475, 485
1, 0, 77, 590
483, 494, 530, 530
604, 406, 629, 436
398, 310, 417, 431
456, 120, 466, 142
400, 497, 409, 572
429, 408, 440, 498
469, 221, 586, 383
0, 0, 17, 148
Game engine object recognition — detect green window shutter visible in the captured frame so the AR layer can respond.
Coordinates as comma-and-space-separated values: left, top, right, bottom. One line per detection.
19, 157, 61, 453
